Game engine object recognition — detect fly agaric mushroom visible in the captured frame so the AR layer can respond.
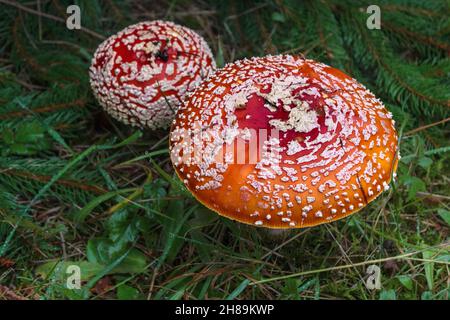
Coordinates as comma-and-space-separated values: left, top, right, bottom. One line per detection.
89, 21, 216, 129
170, 55, 399, 229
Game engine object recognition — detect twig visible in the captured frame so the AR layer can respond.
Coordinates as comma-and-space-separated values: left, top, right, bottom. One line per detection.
1, 169, 106, 194
416, 191, 450, 201
225, 3, 269, 21
0, 99, 85, 119
404, 117, 450, 136
260, 230, 308, 260
147, 266, 159, 300
252, 243, 449, 285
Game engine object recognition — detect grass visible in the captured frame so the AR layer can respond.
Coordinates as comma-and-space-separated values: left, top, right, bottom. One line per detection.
0, 0, 449, 300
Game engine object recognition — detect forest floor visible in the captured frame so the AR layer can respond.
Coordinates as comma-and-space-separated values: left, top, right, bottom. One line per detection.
0, 0, 448, 300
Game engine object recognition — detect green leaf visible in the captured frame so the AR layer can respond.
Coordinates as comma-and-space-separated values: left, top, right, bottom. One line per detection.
282, 278, 299, 298
86, 238, 110, 265
216, 37, 225, 68
435, 255, 450, 263
117, 284, 142, 300
86, 239, 147, 274
189, 230, 211, 262
297, 278, 317, 294
272, 12, 286, 23
437, 209, 450, 226
73, 188, 137, 223
169, 289, 186, 300
379, 289, 397, 300
36, 260, 104, 281
113, 249, 148, 274
402, 176, 426, 200
82, 250, 132, 298
397, 275, 413, 290
188, 207, 219, 229
157, 198, 187, 266
37, 249, 147, 284
226, 279, 250, 300
107, 209, 138, 243
417, 157, 433, 169
422, 250, 435, 291
143, 179, 169, 216
86, 209, 141, 265
421, 291, 433, 300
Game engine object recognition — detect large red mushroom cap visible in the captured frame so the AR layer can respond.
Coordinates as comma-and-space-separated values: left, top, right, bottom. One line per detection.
89, 20, 216, 129
170, 55, 399, 229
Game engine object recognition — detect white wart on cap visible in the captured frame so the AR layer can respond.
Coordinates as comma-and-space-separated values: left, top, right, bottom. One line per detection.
170, 55, 399, 229
89, 20, 216, 129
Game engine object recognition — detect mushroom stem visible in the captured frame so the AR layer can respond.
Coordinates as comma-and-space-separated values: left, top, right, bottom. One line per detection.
262, 228, 292, 240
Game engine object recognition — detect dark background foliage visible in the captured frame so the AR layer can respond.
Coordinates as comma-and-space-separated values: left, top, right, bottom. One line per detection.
0, 0, 448, 300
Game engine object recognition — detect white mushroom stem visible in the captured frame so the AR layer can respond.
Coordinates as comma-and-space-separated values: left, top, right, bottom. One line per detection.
262, 228, 292, 240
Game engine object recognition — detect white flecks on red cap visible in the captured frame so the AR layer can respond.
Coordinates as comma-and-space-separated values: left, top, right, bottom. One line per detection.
89, 20, 216, 129
169, 55, 399, 229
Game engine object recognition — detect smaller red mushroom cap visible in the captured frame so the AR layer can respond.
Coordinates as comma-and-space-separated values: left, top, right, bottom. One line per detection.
89, 20, 216, 129
170, 55, 399, 229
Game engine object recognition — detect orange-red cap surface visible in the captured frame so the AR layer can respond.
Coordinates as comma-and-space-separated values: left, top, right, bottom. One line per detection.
90, 21, 215, 129
170, 55, 399, 229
